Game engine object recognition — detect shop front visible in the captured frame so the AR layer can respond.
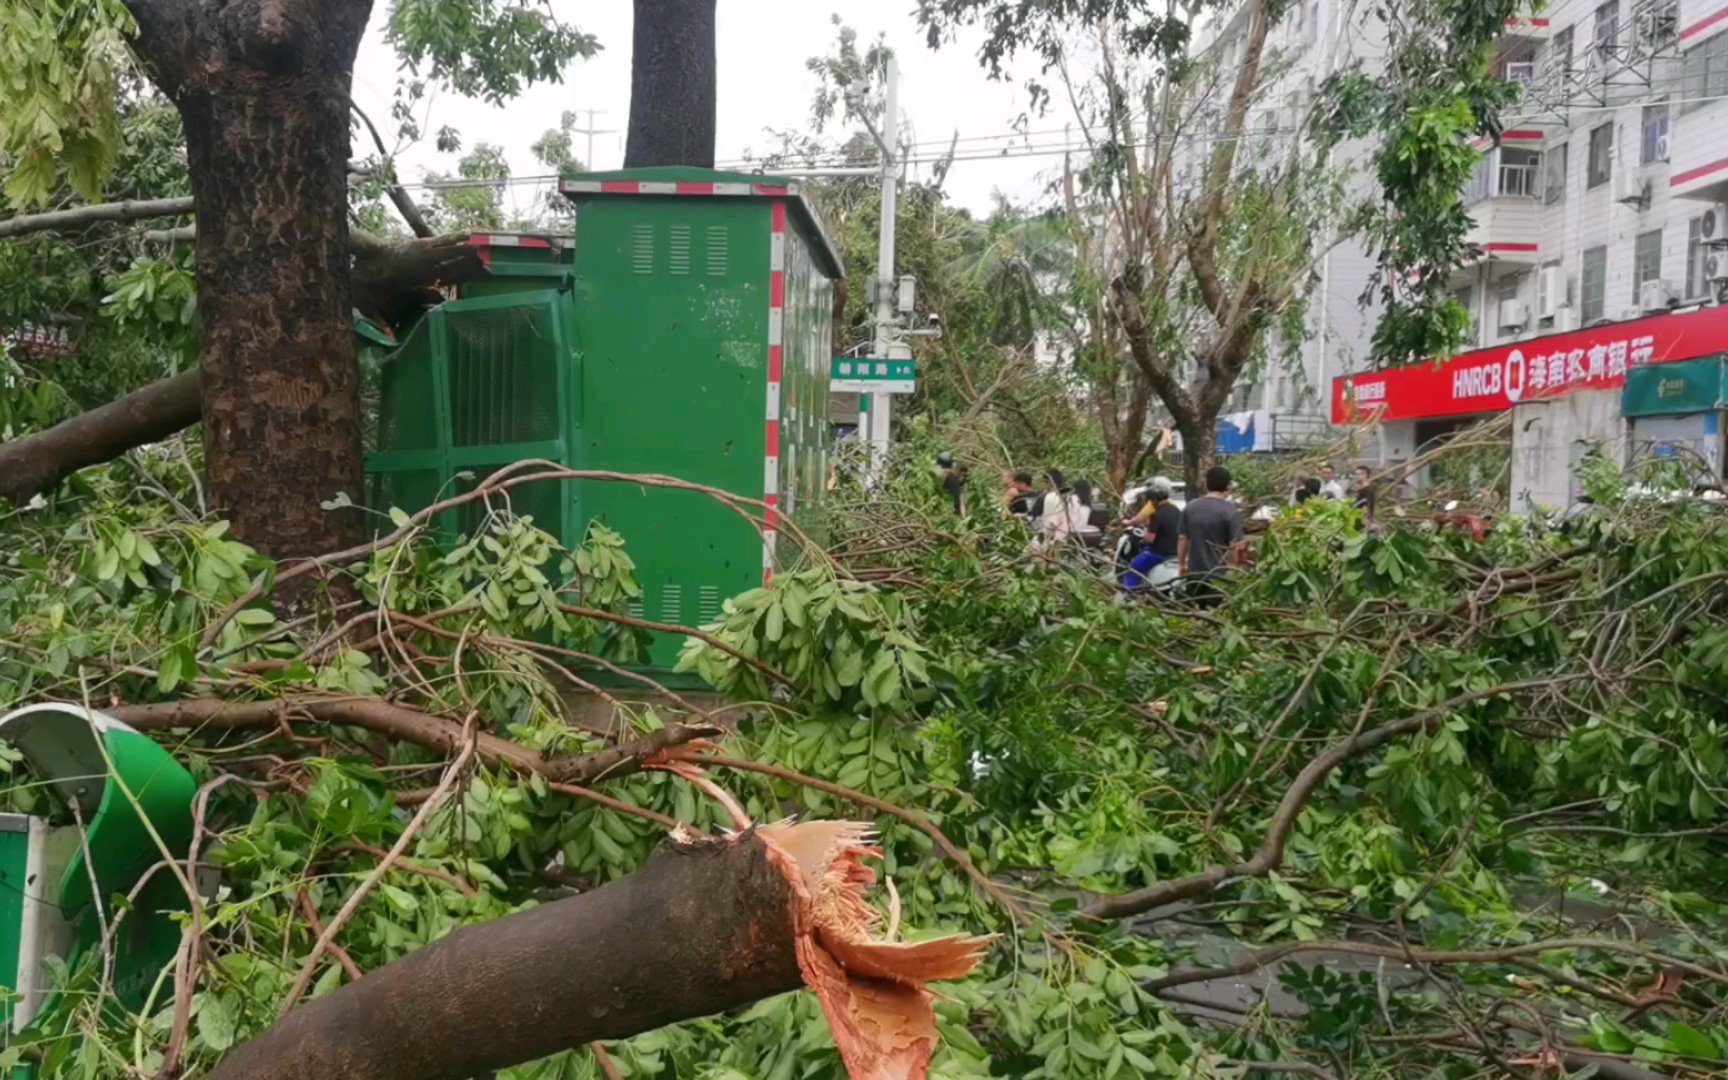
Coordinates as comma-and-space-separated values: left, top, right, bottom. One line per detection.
1331, 305, 1728, 511
1621, 356, 1727, 490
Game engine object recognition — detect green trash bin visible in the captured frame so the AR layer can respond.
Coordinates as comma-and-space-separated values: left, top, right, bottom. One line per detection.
1, 704, 198, 1064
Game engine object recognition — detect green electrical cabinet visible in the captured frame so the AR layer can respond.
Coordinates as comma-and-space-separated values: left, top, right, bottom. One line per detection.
365, 171, 843, 674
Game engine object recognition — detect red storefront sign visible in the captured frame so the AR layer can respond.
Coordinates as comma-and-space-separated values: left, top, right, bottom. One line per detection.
1331, 305, 1728, 423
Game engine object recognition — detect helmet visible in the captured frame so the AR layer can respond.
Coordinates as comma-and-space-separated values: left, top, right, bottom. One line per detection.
936, 451, 955, 468
1146, 476, 1174, 499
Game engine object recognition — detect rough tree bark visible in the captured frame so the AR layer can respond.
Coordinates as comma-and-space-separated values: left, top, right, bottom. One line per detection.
624, 0, 717, 168
204, 831, 804, 1080
124, 0, 377, 564
0, 233, 485, 509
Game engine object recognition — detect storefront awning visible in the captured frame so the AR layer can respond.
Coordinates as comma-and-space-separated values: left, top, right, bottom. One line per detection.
1332, 305, 1728, 424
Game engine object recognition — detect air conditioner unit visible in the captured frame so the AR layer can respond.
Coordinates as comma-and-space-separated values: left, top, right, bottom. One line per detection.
1655, 133, 1671, 162
1700, 203, 1728, 245
1640, 279, 1676, 311
1552, 307, 1581, 332
1498, 298, 1531, 329
1537, 266, 1567, 317
1707, 251, 1728, 282
1614, 170, 1650, 206
1505, 61, 1537, 85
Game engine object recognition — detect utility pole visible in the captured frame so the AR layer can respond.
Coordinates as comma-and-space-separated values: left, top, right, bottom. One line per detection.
867, 56, 900, 471
570, 108, 616, 170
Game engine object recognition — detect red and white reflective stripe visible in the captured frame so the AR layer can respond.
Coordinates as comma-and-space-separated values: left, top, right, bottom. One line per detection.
465, 234, 552, 248
1681, 4, 1728, 40
560, 179, 794, 197
763, 200, 787, 585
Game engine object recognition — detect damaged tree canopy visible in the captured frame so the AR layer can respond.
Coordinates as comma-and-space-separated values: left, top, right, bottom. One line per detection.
4, 447, 1728, 1077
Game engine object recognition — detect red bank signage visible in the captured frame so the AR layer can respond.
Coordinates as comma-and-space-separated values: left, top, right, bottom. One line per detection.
1331, 305, 1728, 423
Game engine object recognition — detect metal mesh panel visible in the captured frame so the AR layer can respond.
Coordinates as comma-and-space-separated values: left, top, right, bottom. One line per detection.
368, 469, 445, 523
444, 305, 561, 448
375, 319, 440, 453
450, 470, 563, 541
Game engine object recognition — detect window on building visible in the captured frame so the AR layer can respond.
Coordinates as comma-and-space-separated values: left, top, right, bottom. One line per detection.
1594, 1, 1620, 55
1682, 31, 1728, 113
1581, 245, 1608, 322
1587, 123, 1613, 187
1543, 142, 1568, 204
1641, 0, 1679, 50
1497, 274, 1521, 303
1633, 229, 1664, 302
1452, 286, 1476, 343
1552, 26, 1575, 72
1641, 103, 1669, 163
1686, 217, 1710, 297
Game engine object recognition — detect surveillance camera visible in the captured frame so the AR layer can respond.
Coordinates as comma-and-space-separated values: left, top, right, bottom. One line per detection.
926, 312, 942, 327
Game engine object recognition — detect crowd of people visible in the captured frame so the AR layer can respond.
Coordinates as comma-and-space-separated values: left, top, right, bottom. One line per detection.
990, 461, 1247, 594
933, 451, 1390, 600
1292, 463, 1379, 522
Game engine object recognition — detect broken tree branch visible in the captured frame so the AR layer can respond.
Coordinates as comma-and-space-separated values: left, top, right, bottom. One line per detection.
0, 233, 488, 508
1079, 675, 1589, 921
0, 196, 194, 239
107, 696, 716, 787
350, 101, 434, 239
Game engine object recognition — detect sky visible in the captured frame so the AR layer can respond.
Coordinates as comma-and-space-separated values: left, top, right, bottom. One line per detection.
348, 1, 1078, 225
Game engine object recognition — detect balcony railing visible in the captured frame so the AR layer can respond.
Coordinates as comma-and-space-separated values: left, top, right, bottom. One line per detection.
1465, 162, 1540, 204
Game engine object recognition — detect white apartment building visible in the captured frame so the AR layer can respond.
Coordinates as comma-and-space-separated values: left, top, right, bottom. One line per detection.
1457, 0, 1728, 345
1194, 0, 1728, 501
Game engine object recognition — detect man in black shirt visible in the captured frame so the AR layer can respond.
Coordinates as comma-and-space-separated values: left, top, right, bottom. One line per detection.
1352, 464, 1378, 523
935, 452, 967, 514
1180, 465, 1246, 579
1142, 478, 1181, 561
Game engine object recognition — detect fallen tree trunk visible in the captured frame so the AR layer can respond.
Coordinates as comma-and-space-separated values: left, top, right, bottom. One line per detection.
0, 369, 201, 507
204, 830, 804, 1080
0, 233, 487, 508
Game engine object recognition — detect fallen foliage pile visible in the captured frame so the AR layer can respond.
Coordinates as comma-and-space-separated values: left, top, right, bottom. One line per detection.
3, 448, 1727, 1079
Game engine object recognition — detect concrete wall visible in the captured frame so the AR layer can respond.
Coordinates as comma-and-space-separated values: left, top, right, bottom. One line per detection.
1511, 388, 1630, 512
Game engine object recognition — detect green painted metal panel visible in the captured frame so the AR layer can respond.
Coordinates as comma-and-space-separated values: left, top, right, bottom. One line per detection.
1621, 356, 1727, 417
0, 814, 26, 1033
568, 195, 770, 665
365, 289, 575, 545
780, 224, 834, 553
458, 236, 575, 298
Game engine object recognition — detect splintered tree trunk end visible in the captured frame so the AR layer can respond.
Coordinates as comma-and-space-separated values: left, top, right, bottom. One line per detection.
623, 0, 718, 168
205, 832, 803, 1080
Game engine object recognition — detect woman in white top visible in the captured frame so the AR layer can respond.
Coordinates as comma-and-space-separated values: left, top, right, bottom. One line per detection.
1037, 472, 1102, 545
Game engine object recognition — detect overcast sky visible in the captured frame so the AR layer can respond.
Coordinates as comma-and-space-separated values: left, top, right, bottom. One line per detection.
349, 2, 1078, 224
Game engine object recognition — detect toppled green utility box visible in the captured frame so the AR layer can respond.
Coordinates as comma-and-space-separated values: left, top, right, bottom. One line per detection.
1, 705, 197, 1061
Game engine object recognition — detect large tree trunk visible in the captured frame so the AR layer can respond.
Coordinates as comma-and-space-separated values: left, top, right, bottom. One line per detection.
1178, 416, 1215, 494
205, 831, 803, 1080
624, 0, 717, 168
127, 0, 377, 563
